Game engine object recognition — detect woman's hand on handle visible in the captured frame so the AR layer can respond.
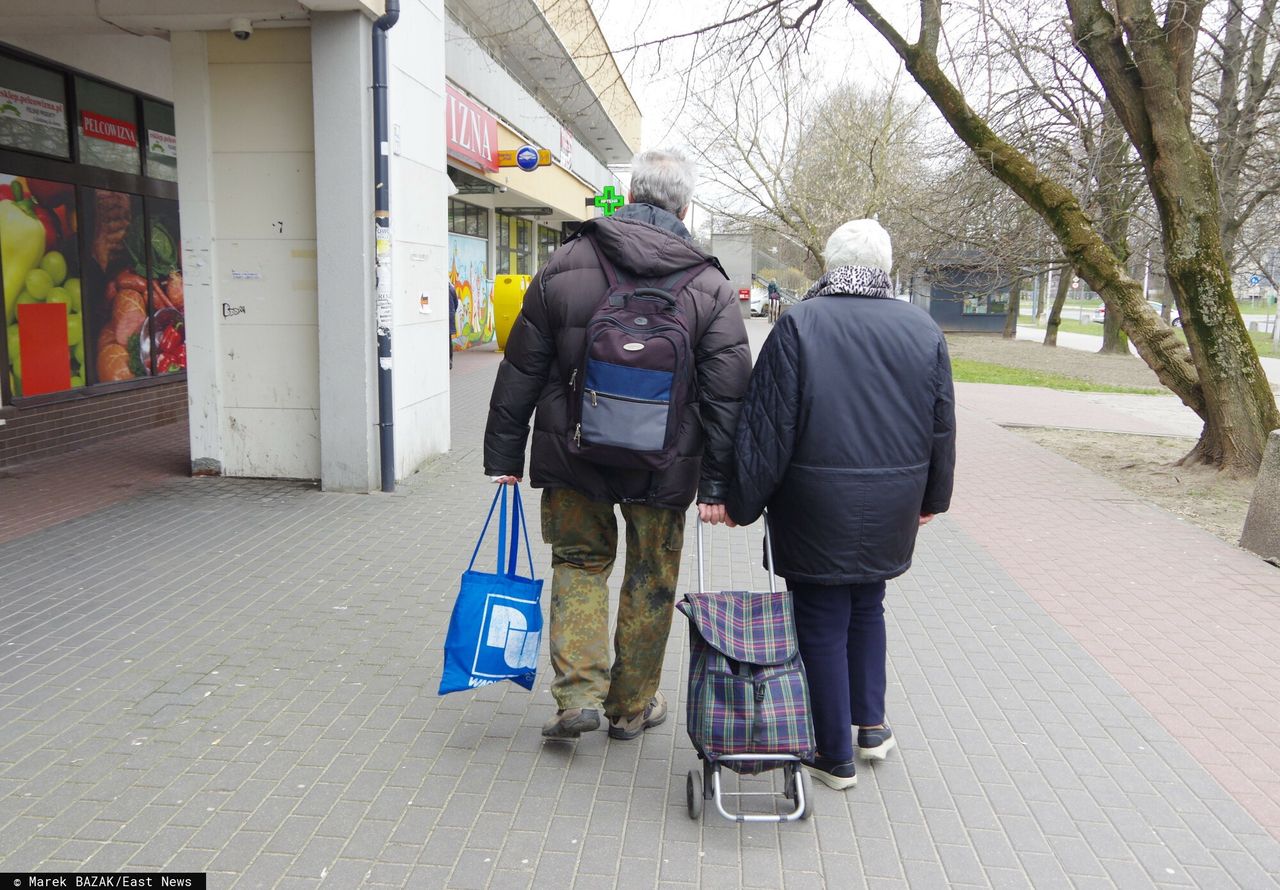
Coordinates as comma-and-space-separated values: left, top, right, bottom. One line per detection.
491, 475, 522, 486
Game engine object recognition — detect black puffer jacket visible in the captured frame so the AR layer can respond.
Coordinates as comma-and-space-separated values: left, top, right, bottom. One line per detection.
484, 204, 751, 510
727, 282, 956, 584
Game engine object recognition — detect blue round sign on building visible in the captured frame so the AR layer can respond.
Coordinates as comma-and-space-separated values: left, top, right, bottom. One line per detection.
515, 145, 539, 172
1250, 274, 1261, 286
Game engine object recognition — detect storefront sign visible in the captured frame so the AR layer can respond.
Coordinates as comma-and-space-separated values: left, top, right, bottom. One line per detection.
591, 185, 626, 216
445, 85, 497, 172
496, 147, 551, 170
147, 129, 177, 160
81, 110, 138, 148
560, 127, 574, 168
0, 87, 64, 132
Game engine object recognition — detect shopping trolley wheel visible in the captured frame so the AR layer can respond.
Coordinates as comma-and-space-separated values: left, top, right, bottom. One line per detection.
686, 768, 703, 819
799, 766, 814, 820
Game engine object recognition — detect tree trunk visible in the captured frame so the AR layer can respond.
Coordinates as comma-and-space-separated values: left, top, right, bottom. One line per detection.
1069, 0, 1280, 473
1044, 265, 1072, 347
1003, 277, 1023, 339
1096, 109, 1133, 356
1100, 303, 1129, 354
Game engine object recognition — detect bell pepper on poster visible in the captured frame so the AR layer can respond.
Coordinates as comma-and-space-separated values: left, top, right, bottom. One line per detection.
2, 181, 48, 325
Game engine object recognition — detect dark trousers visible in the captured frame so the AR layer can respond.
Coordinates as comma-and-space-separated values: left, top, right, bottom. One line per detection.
790, 580, 888, 762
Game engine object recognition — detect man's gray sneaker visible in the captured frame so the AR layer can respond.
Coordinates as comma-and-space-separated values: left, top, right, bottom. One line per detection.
608, 692, 668, 740
857, 724, 896, 760
542, 708, 600, 739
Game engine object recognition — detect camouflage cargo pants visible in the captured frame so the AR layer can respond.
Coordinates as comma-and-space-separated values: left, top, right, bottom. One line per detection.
540, 487, 685, 718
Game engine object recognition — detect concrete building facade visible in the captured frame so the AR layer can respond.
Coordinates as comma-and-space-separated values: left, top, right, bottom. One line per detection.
0, 0, 639, 490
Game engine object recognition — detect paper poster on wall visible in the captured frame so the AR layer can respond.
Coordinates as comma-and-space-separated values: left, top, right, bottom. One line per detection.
449, 234, 495, 350
1, 173, 82, 397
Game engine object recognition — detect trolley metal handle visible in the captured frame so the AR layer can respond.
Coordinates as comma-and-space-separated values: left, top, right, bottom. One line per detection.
695, 510, 777, 594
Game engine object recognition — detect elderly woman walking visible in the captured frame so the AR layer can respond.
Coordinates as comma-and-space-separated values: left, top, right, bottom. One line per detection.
727, 219, 956, 790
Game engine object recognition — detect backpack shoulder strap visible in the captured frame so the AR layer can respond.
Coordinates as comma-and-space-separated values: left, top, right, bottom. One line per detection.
583, 234, 632, 289
656, 260, 714, 300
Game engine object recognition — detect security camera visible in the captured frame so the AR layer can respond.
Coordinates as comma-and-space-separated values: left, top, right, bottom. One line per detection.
230, 17, 253, 40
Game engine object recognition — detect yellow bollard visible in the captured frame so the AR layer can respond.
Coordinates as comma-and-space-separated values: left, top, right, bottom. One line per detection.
493, 274, 531, 351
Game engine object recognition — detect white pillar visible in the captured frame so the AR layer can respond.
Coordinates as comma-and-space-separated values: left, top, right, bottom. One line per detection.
172, 31, 224, 476
312, 12, 378, 492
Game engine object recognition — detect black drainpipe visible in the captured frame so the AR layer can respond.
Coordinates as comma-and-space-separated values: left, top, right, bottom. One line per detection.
373, 0, 400, 492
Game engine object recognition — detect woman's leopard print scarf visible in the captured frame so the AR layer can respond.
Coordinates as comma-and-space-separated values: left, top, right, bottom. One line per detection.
802, 265, 893, 301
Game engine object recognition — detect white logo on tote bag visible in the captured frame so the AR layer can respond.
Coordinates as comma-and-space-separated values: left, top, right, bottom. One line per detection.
484, 602, 540, 670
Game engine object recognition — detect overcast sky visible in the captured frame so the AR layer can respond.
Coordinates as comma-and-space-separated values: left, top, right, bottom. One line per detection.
586, 0, 925, 231
588, 0, 921, 148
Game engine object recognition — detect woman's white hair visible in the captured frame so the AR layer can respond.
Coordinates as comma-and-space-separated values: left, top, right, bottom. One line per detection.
629, 149, 697, 215
824, 219, 893, 273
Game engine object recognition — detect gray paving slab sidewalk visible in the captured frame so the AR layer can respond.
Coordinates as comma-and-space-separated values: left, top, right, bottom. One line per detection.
1, 329, 1278, 888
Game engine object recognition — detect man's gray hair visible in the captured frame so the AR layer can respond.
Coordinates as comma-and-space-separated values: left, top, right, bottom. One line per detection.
629, 149, 697, 215
824, 219, 893, 273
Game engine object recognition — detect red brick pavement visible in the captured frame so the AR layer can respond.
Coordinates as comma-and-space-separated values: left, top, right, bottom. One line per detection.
0, 421, 189, 546
949, 403, 1280, 838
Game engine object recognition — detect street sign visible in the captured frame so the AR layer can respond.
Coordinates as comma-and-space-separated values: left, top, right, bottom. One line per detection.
592, 185, 625, 216
515, 145, 539, 171
738, 288, 751, 301
496, 147, 551, 169
1250, 274, 1261, 286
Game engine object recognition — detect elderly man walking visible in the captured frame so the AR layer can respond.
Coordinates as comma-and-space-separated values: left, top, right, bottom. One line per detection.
728, 219, 956, 789
484, 149, 751, 740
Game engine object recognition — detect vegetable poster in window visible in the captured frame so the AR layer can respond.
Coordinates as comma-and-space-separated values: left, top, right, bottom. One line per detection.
1, 173, 82, 397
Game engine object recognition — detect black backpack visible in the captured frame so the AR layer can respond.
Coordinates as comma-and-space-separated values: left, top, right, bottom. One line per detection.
567, 236, 711, 471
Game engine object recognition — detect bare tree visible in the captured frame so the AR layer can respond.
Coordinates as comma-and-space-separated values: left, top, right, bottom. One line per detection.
608, 0, 1279, 471
849, 0, 1279, 473
686, 56, 931, 276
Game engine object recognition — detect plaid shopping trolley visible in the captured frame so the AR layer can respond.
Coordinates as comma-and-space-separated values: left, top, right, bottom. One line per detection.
676, 514, 816, 822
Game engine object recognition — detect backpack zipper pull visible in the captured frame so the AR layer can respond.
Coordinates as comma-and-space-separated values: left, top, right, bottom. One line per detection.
569, 368, 577, 389
574, 423, 581, 446
590, 390, 598, 407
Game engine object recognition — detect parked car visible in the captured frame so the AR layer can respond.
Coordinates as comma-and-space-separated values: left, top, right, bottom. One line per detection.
1089, 305, 1106, 323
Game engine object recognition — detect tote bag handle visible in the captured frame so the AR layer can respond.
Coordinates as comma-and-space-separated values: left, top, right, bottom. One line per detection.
467, 485, 536, 579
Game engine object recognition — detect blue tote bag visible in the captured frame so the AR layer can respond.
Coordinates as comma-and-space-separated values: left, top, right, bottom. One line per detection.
439, 485, 544, 695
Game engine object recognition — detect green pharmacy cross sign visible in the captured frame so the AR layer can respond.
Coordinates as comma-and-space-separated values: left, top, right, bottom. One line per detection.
593, 186, 625, 216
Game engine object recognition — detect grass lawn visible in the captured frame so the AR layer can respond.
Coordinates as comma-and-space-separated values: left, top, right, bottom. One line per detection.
951, 357, 1164, 394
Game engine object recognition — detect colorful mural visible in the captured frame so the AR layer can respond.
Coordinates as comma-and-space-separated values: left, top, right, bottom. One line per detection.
448, 233, 495, 350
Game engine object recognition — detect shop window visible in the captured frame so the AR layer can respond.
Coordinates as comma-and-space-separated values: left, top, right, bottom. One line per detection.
961, 292, 1009, 315
2, 174, 83, 396
144, 198, 185, 375
448, 198, 488, 239
76, 77, 140, 175
537, 224, 561, 270
83, 189, 148, 383
143, 101, 178, 183
0, 55, 70, 158
496, 213, 532, 276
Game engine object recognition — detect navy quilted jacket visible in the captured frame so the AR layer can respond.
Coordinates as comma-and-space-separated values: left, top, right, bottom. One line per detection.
727, 292, 956, 584
483, 204, 751, 510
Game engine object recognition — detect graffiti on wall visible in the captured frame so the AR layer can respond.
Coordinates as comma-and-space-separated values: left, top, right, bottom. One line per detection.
448, 234, 494, 350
